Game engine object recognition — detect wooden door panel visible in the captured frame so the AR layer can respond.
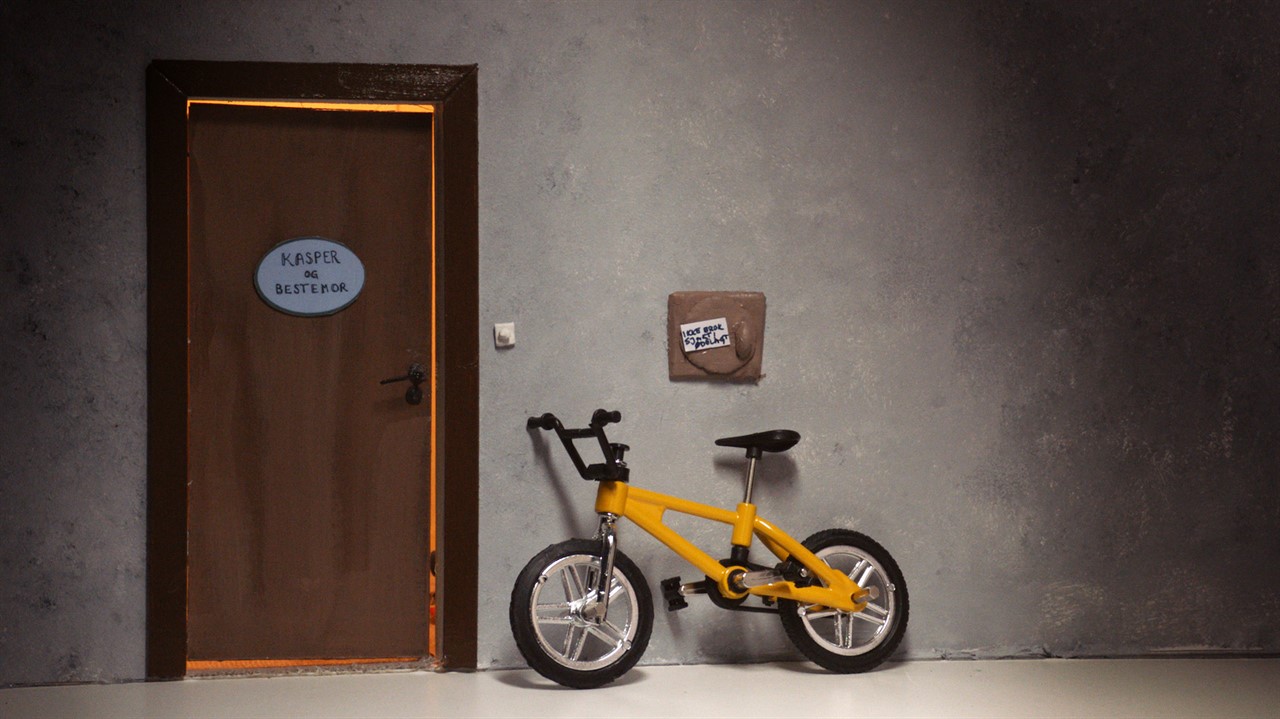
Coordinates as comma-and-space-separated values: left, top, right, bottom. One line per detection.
186, 104, 433, 660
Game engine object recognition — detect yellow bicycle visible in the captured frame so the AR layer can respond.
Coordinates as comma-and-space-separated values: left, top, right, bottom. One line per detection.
510, 409, 909, 688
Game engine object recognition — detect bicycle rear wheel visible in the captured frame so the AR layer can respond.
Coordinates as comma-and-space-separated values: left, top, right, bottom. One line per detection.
509, 539, 653, 688
779, 529, 908, 672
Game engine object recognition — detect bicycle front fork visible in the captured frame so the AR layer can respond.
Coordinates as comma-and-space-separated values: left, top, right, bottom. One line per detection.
585, 513, 619, 623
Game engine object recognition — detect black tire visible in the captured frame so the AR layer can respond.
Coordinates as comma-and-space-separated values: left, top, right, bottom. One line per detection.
779, 529, 908, 673
509, 539, 653, 688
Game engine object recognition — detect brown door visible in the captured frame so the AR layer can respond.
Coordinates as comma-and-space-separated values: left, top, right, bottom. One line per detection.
185, 102, 433, 661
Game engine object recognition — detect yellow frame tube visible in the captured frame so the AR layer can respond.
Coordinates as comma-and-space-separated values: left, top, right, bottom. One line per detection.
594, 482, 866, 612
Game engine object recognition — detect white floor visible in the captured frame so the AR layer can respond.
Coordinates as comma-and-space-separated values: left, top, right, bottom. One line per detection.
2, 658, 1277, 719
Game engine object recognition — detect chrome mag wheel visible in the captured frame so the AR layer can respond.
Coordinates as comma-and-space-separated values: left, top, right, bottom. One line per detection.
779, 530, 908, 672
510, 539, 653, 688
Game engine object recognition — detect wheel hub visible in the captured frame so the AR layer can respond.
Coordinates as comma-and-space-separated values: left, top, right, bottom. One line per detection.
567, 596, 605, 626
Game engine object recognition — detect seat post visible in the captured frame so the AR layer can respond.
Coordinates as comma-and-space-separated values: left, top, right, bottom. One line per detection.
742, 448, 761, 504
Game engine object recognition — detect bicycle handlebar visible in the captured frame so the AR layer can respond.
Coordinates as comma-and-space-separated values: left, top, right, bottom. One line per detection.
527, 413, 558, 431
527, 409, 622, 431
526, 409, 629, 482
592, 408, 622, 427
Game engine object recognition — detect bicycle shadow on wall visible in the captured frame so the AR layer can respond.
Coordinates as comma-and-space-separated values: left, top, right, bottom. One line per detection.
527, 429, 593, 539
665, 596, 796, 665
712, 451, 800, 501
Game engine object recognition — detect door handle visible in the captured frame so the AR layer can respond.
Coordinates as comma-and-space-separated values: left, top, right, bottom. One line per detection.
381, 363, 426, 405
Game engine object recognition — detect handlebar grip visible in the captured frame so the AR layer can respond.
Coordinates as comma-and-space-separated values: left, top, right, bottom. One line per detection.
527, 413, 557, 431
591, 408, 622, 426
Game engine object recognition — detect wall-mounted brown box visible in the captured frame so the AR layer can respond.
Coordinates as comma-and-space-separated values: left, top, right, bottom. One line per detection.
668, 291, 766, 382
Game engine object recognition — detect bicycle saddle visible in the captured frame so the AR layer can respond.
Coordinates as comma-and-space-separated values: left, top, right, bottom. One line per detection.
715, 429, 801, 456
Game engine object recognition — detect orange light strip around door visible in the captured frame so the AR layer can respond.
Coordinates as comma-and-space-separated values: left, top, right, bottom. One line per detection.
187, 658, 421, 671
427, 107, 439, 660
188, 99, 434, 113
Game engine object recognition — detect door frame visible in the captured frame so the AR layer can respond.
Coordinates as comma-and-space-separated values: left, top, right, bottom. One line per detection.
145, 61, 479, 678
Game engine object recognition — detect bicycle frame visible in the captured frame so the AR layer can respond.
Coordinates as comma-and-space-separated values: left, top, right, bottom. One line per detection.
594, 480, 869, 613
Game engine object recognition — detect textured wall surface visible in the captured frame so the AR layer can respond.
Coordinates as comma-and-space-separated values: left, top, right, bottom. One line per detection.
2, 0, 1278, 685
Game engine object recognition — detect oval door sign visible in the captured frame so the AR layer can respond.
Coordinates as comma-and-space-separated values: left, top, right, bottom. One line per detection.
254, 237, 366, 317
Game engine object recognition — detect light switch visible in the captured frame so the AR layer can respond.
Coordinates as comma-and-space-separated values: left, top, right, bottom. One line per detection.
494, 322, 515, 348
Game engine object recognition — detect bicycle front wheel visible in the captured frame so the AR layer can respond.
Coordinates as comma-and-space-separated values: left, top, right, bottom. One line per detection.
779, 529, 908, 673
509, 539, 653, 688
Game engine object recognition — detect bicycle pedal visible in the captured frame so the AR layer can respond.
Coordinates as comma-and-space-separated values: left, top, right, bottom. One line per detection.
660, 577, 689, 611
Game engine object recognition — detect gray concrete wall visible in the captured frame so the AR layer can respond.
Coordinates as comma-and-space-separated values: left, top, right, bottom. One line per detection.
2, 0, 1277, 685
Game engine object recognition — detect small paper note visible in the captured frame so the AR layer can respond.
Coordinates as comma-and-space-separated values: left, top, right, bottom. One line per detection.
680, 317, 731, 353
